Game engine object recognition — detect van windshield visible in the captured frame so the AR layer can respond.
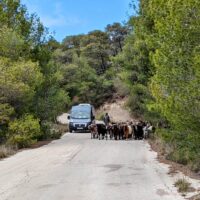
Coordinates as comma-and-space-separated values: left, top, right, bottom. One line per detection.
71, 111, 90, 119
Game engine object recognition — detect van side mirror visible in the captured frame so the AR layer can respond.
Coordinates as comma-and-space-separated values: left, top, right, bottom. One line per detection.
67, 115, 70, 120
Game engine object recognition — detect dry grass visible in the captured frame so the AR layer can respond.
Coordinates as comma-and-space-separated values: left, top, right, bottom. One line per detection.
175, 178, 191, 193
56, 124, 69, 133
0, 145, 16, 159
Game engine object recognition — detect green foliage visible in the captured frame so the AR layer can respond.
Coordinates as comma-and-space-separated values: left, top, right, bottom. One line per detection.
0, 57, 43, 114
8, 115, 41, 148
54, 27, 127, 107
113, 2, 155, 120
114, 0, 200, 171
0, 26, 25, 60
149, 0, 200, 133
80, 30, 110, 74
158, 127, 200, 169
40, 121, 66, 140
59, 55, 114, 107
35, 88, 70, 121
106, 23, 129, 56
36, 23, 129, 117
8, 115, 41, 138
62, 34, 84, 57
145, 0, 200, 170
0, 103, 15, 125
127, 84, 150, 119
0, 0, 47, 49
0, 0, 72, 148
7, 135, 36, 149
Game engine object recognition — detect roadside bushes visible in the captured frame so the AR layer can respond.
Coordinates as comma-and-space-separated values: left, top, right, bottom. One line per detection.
3, 116, 66, 150
40, 121, 66, 140
0, 1, 71, 152
0, 145, 16, 159
175, 178, 192, 193
155, 128, 200, 173
7, 115, 41, 148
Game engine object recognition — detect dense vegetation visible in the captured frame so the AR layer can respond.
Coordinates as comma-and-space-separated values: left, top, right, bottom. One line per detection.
0, 0, 128, 150
115, 0, 200, 172
0, 0, 71, 148
53, 23, 129, 107
1, 0, 200, 172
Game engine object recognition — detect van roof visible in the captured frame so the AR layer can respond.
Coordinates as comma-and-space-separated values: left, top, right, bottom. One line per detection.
78, 104, 91, 106
71, 105, 91, 112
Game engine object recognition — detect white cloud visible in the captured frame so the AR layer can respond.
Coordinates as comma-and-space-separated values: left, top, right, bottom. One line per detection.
45, 2, 85, 27
41, 15, 84, 27
23, 1, 86, 28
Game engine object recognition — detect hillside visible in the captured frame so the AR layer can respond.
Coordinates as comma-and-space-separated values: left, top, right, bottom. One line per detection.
96, 98, 134, 123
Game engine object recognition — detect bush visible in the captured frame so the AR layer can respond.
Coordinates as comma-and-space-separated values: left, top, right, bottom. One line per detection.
7, 135, 36, 149
48, 128, 62, 139
155, 128, 200, 172
175, 178, 191, 193
168, 150, 189, 165
189, 157, 200, 173
40, 121, 65, 140
8, 115, 41, 148
127, 84, 150, 118
0, 145, 16, 158
0, 126, 7, 144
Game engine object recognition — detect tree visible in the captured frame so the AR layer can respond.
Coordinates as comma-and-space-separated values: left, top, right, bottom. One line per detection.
149, 0, 200, 133
81, 30, 110, 74
33, 60, 70, 122
0, 58, 43, 113
0, 0, 71, 145
106, 23, 129, 56
0, 26, 25, 60
0, 0, 47, 46
123, 0, 200, 168
62, 34, 84, 57
113, 0, 156, 119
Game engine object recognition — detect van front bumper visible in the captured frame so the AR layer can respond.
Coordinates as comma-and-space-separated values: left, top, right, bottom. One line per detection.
69, 122, 91, 131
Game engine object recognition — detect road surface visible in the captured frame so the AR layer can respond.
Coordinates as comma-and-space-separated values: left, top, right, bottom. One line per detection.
0, 133, 186, 200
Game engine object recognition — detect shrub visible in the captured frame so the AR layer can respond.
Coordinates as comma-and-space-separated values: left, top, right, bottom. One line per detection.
8, 115, 41, 148
0, 145, 16, 158
189, 156, 200, 173
7, 135, 36, 149
175, 178, 191, 193
156, 128, 200, 172
127, 84, 150, 118
48, 128, 62, 139
0, 127, 7, 143
39, 121, 52, 140
40, 121, 65, 140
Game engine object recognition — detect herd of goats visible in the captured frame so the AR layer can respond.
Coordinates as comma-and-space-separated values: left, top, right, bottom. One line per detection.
88, 121, 155, 140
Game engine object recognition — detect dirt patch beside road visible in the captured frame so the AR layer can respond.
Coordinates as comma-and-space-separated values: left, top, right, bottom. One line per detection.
96, 98, 137, 123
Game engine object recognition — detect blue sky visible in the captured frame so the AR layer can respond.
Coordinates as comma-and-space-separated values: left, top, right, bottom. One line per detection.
21, 0, 134, 42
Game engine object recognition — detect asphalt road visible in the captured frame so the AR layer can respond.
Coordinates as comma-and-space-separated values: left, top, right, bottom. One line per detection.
0, 133, 184, 200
